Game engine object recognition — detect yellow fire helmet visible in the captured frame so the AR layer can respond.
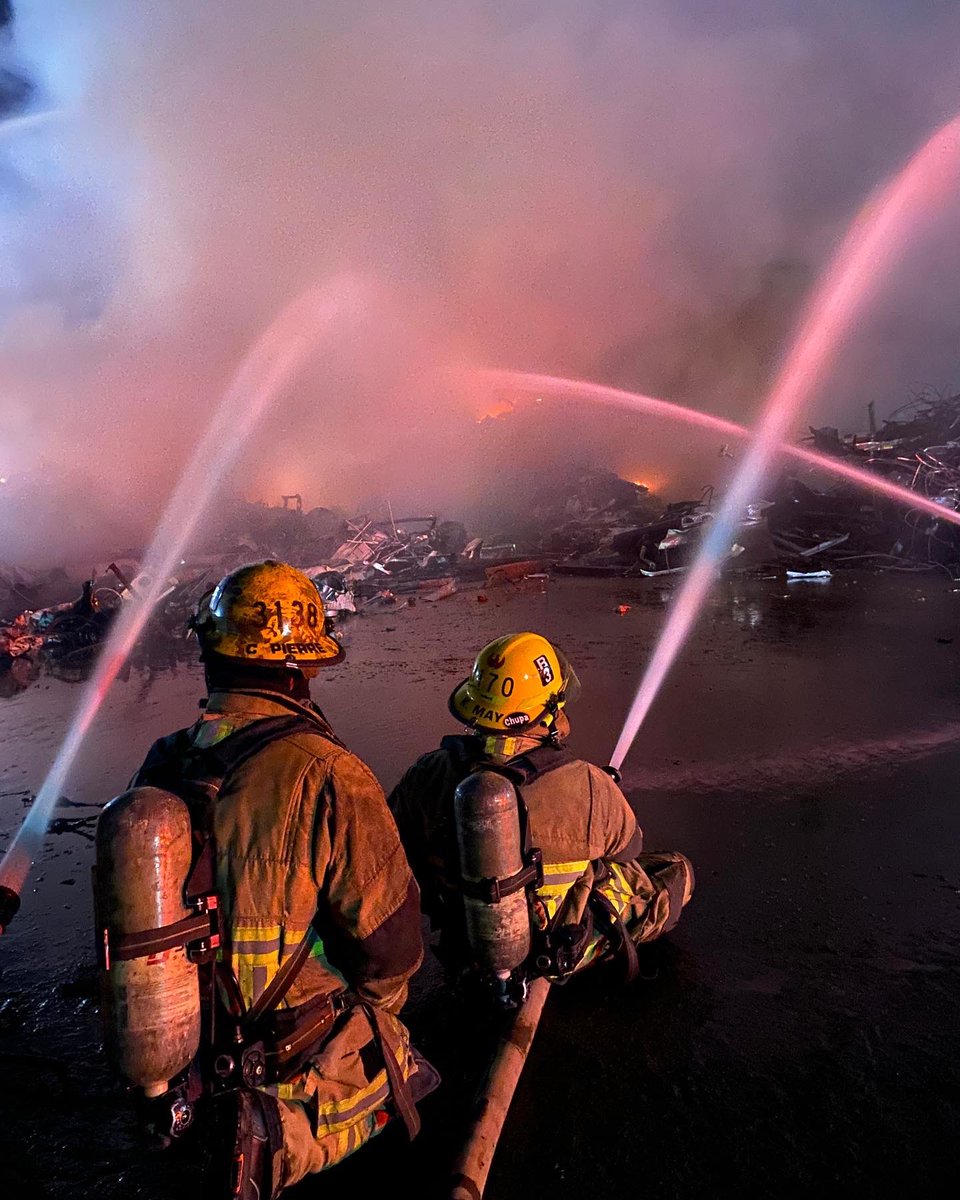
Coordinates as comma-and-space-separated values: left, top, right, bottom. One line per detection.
449, 632, 580, 735
192, 560, 344, 667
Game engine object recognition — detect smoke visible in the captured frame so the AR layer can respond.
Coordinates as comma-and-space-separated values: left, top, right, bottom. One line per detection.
2, 0, 960, 565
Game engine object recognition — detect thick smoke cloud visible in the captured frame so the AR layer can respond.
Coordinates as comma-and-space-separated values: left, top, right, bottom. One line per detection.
2, 0, 960, 566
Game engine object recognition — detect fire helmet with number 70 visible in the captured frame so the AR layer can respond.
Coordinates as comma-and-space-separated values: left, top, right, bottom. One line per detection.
448, 631, 580, 734
191, 560, 344, 666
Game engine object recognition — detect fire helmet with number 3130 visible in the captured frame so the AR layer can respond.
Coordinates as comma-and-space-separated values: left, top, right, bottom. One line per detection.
191, 560, 344, 666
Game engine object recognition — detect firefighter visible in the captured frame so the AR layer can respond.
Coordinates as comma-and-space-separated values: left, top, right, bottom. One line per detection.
389, 631, 694, 980
128, 561, 433, 1199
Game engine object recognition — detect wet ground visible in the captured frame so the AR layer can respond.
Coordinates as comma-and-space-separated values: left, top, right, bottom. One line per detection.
1, 573, 959, 1197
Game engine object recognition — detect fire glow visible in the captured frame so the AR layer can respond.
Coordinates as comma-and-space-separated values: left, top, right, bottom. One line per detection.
482, 371, 960, 532
476, 399, 516, 423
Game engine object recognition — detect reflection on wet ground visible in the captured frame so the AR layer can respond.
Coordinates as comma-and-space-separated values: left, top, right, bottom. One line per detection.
0, 631, 199, 700
1, 575, 959, 1197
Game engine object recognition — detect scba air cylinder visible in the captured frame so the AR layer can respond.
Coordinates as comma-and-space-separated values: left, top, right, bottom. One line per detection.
454, 770, 530, 977
94, 787, 201, 1097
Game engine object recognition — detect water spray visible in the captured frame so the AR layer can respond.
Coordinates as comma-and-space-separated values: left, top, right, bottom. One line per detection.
607, 111, 960, 772
480, 371, 960, 532
0, 276, 365, 931
0, 109, 60, 139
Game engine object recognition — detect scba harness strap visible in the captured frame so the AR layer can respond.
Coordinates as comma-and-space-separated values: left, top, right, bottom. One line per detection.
102, 715, 321, 968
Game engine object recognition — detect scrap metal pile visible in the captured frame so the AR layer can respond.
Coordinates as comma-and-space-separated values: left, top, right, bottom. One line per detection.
6, 389, 960, 682
781, 392, 960, 571
553, 395, 960, 579
0, 504, 489, 677
485, 466, 660, 564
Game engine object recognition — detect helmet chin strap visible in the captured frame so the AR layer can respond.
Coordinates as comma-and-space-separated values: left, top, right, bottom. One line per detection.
542, 696, 564, 747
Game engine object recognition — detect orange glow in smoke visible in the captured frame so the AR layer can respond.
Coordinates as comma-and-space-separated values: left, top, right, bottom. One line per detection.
475, 398, 516, 423
621, 467, 669, 494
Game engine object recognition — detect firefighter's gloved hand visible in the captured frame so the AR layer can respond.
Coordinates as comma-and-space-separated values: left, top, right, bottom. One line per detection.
407, 1048, 441, 1105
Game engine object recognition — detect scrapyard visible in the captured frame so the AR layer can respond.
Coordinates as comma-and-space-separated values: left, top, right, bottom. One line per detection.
4, 4, 960, 1200
9, 394, 960, 679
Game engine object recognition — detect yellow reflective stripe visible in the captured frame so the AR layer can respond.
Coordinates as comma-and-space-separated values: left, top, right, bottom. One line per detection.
542, 859, 590, 877
314, 1057, 397, 1119
192, 717, 238, 747
232, 923, 283, 944
314, 1038, 407, 1122
235, 961, 260, 1004
569, 863, 643, 972
230, 923, 285, 985
228, 922, 340, 1007
316, 1076, 389, 1134
234, 951, 280, 969
283, 926, 329, 962
578, 935, 607, 968
534, 858, 590, 919
599, 863, 635, 914
537, 883, 572, 898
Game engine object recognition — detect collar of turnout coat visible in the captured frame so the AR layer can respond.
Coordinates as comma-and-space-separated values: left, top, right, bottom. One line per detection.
202, 688, 340, 742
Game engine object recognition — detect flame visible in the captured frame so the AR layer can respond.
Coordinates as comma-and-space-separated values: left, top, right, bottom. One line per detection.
621, 467, 668, 493
476, 398, 515, 423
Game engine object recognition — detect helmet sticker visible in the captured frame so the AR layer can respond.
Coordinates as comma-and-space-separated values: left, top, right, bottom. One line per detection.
533, 654, 554, 686
503, 711, 531, 728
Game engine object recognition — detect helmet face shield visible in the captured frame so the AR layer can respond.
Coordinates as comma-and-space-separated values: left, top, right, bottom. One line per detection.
556, 647, 581, 708
449, 632, 579, 735
191, 561, 343, 666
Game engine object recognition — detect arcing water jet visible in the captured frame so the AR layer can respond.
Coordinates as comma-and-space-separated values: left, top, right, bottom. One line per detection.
480, 371, 960, 531
609, 111, 960, 771
0, 276, 365, 926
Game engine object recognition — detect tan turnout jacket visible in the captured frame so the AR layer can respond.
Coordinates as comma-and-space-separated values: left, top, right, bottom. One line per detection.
135, 688, 422, 1163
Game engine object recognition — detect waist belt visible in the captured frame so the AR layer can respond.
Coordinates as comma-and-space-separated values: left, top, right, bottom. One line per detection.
258, 990, 348, 1083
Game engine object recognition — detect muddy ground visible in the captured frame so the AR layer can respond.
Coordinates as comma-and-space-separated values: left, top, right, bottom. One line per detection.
1, 574, 959, 1198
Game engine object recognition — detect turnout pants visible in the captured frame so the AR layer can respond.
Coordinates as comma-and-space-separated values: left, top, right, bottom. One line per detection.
268, 1005, 417, 1189
579, 851, 695, 971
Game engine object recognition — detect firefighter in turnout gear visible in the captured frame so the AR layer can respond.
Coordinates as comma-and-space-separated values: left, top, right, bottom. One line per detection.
389, 632, 694, 983
117, 562, 435, 1199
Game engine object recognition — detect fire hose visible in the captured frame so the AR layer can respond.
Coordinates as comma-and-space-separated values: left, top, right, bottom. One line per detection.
448, 871, 594, 1200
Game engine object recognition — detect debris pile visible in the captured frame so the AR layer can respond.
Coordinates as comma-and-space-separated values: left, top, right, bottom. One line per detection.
0, 576, 117, 666
0, 504, 490, 677
556, 398, 960, 579
0, 563, 77, 623
485, 466, 659, 563
790, 392, 960, 571
12, 393, 960, 691
556, 487, 775, 577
